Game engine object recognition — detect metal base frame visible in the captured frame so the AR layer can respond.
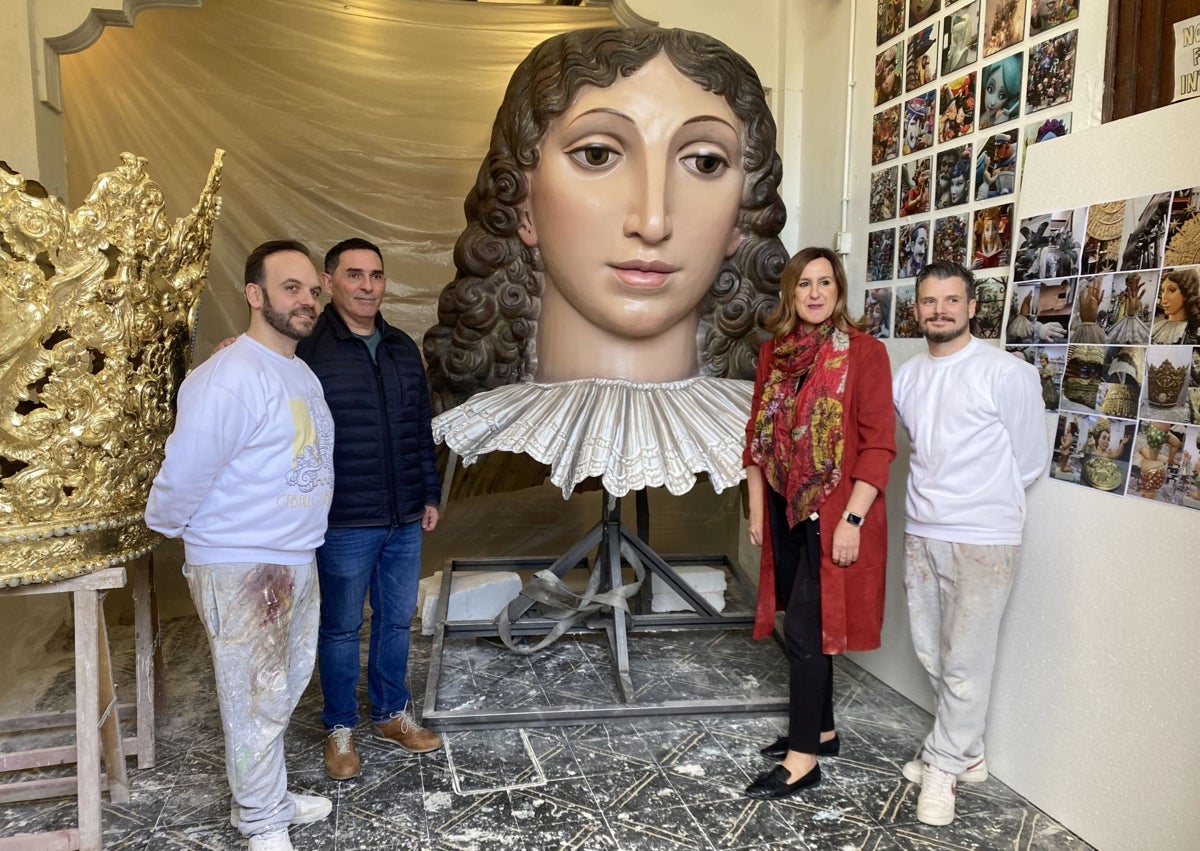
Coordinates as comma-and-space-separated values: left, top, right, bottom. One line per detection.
423, 494, 787, 731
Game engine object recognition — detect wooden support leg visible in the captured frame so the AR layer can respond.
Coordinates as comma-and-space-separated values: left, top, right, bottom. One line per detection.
73, 589, 102, 851
131, 556, 159, 769
96, 600, 129, 804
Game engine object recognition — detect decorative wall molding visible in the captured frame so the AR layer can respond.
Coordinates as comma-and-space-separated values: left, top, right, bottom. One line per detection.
37, 1, 202, 111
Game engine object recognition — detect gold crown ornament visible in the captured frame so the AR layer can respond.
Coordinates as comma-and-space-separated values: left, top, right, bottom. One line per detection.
0, 151, 223, 586
1145, 357, 1187, 408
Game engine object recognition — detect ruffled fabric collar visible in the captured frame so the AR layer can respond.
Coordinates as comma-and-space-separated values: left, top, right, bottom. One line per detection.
432, 376, 753, 499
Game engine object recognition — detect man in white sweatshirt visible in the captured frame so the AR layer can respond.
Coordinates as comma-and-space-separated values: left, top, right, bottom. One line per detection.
146, 240, 336, 851
892, 261, 1049, 827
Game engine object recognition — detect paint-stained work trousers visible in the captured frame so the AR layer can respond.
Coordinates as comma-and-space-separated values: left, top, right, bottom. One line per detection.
185, 560, 319, 838
903, 535, 1018, 776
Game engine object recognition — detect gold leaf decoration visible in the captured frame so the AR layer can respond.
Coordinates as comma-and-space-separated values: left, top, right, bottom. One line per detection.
0, 151, 223, 586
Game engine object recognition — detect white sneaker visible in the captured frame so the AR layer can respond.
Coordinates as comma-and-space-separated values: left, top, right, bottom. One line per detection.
248, 829, 293, 851
916, 764, 957, 826
231, 793, 332, 828
902, 755, 988, 784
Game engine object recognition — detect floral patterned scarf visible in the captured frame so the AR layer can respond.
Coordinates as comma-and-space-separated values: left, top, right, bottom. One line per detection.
750, 323, 850, 528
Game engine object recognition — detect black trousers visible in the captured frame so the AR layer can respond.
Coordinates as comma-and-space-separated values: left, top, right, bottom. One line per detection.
767, 488, 834, 754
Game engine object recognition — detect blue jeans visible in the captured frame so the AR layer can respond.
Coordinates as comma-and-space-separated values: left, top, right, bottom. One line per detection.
316, 522, 422, 729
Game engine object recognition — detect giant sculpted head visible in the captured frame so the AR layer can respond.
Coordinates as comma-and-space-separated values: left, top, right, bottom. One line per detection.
423, 27, 787, 413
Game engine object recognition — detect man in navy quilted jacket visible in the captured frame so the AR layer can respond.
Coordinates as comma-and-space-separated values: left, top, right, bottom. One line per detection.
296, 238, 443, 780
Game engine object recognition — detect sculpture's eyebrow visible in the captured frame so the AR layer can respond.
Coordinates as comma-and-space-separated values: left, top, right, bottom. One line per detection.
566, 107, 738, 134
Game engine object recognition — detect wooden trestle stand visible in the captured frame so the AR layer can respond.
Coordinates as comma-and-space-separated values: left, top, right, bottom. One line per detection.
0, 557, 161, 851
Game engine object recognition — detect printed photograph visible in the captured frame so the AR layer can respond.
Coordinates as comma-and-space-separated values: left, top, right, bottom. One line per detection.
1106, 271, 1156, 345
894, 283, 921, 337
972, 203, 1013, 269
935, 144, 973, 210
910, 0, 942, 29
1140, 345, 1193, 424
902, 90, 937, 154
1095, 347, 1144, 421
1008, 344, 1066, 410
1128, 419, 1189, 504
975, 130, 1018, 201
900, 157, 933, 217
933, 213, 970, 265
898, 221, 931, 279
878, 0, 906, 45
872, 104, 901, 165
1059, 343, 1104, 412
870, 166, 899, 223
1151, 267, 1200, 345
867, 228, 897, 282
1165, 187, 1200, 267
941, 1, 980, 75
983, 0, 1026, 56
1026, 30, 1078, 114
979, 53, 1022, 129
938, 71, 977, 142
1081, 200, 1126, 275
1014, 208, 1084, 281
907, 23, 940, 92
1030, 0, 1080, 37
876, 41, 904, 105
1072, 414, 1135, 494
1034, 276, 1076, 340
1006, 280, 1043, 344
973, 274, 1008, 338
1050, 412, 1086, 482
1119, 192, 1172, 272
864, 287, 894, 338
1021, 111, 1071, 171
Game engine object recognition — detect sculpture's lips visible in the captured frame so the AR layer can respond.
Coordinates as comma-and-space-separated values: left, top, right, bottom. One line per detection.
612, 260, 678, 289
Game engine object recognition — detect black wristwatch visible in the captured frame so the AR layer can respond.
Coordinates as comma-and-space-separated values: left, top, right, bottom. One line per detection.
841, 510, 864, 527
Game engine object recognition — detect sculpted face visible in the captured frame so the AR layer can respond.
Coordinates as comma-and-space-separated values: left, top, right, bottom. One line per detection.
984, 68, 1010, 117
518, 54, 744, 349
793, 257, 838, 329
1159, 277, 1184, 320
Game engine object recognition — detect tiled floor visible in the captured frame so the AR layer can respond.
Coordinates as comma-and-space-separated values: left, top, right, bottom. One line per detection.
1, 608, 1096, 850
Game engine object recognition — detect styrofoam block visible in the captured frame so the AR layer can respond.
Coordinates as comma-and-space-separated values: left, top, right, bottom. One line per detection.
650, 564, 727, 613
416, 570, 523, 635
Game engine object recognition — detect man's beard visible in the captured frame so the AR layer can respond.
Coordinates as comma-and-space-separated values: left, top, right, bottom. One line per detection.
262, 290, 316, 341
921, 315, 969, 344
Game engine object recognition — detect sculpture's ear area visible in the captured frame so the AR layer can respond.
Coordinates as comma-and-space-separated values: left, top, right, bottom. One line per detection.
517, 205, 537, 248
725, 229, 743, 258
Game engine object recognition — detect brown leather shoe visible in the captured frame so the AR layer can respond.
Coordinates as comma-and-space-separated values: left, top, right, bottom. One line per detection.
373, 708, 443, 754
324, 726, 361, 780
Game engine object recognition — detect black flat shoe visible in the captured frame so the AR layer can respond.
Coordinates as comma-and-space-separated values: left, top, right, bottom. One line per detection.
760, 733, 841, 760
745, 763, 822, 799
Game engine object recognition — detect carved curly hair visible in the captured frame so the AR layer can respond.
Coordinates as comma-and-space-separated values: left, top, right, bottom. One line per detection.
422, 26, 787, 413
1161, 267, 1200, 325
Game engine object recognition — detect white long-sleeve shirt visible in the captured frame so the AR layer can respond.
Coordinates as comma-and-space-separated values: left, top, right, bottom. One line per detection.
145, 335, 335, 565
893, 336, 1049, 545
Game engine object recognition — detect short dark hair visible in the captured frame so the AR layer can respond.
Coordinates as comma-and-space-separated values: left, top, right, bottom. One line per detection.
324, 238, 383, 275
244, 239, 310, 286
916, 260, 976, 300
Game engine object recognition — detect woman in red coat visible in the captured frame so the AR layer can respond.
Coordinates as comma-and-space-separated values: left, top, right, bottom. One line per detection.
743, 246, 896, 799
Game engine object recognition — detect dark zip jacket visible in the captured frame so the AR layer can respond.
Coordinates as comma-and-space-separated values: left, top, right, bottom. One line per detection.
296, 304, 439, 528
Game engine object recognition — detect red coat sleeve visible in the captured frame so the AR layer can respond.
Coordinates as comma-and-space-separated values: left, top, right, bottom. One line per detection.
846, 335, 897, 492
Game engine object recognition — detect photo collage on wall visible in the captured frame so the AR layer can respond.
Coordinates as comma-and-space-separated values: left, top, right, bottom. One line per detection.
867, 0, 1080, 344
1009, 189, 1200, 510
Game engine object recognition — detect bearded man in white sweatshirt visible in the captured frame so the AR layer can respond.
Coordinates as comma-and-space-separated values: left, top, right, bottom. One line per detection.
146, 240, 335, 851
892, 261, 1049, 827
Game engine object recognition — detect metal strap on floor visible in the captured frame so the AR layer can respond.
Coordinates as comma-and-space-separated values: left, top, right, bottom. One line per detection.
423, 492, 787, 731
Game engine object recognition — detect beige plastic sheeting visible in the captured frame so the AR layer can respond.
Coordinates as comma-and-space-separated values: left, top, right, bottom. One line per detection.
60, 0, 616, 354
